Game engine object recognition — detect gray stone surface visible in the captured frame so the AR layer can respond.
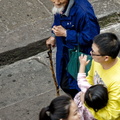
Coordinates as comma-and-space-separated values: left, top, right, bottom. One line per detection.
0, 0, 53, 53
101, 23, 120, 38
0, 0, 120, 120
0, 89, 61, 120
89, 0, 120, 18
0, 48, 64, 120
0, 0, 120, 53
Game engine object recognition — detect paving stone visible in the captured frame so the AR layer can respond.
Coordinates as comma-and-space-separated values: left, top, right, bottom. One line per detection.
0, 0, 120, 120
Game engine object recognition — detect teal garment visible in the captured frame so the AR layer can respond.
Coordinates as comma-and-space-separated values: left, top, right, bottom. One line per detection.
66, 47, 92, 80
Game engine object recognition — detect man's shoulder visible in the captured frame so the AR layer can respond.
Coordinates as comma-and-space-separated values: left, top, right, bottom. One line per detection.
115, 57, 120, 66
74, 0, 92, 10
71, 4, 87, 18
117, 57, 120, 61
72, 0, 95, 17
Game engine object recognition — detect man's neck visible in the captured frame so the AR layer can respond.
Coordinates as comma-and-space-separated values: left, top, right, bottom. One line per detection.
101, 58, 118, 70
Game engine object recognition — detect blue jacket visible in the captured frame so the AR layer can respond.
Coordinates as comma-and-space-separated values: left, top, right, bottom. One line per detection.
52, 0, 100, 89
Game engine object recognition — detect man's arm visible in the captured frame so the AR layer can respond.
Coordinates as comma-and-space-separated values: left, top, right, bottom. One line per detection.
66, 12, 100, 46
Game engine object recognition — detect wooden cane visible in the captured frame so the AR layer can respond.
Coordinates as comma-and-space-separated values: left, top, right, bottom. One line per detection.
47, 46, 60, 96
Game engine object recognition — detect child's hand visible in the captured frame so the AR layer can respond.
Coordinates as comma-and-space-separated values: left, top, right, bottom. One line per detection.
79, 54, 90, 66
79, 54, 90, 73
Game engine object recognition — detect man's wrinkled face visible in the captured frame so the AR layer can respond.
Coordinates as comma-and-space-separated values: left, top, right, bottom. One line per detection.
50, 0, 69, 14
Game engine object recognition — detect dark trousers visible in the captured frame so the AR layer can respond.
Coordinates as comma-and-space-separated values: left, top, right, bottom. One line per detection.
60, 72, 80, 98
62, 88, 79, 99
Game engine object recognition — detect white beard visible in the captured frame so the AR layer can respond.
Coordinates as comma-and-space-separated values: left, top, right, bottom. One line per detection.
52, 6, 64, 14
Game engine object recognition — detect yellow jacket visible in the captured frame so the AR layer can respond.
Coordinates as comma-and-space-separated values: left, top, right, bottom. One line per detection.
86, 57, 120, 120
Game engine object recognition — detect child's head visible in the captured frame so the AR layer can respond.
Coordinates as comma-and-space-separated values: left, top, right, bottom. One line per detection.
39, 95, 81, 120
84, 84, 108, 112
93, 33, 120, 59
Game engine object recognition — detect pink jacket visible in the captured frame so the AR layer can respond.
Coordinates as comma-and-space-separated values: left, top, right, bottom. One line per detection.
74, 73, 96, 120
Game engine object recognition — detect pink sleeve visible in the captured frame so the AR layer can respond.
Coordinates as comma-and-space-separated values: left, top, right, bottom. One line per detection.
77, 73, 91, 93
74, 92, 96, 120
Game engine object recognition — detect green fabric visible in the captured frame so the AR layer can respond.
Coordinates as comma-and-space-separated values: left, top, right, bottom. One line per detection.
66, 47, 92, 80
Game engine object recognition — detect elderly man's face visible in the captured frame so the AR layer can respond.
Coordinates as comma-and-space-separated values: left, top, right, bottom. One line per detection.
51, 0, 69, 14
51, 0, 69, 8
